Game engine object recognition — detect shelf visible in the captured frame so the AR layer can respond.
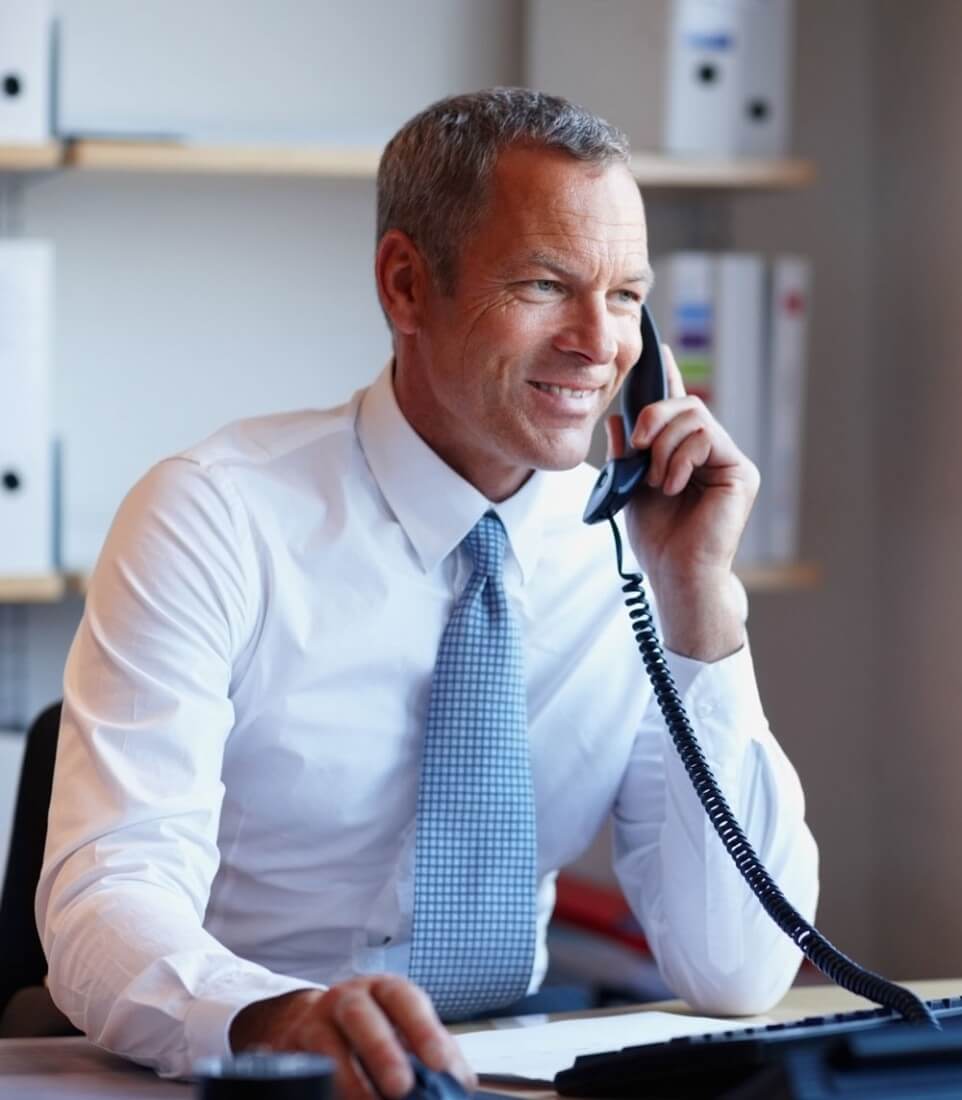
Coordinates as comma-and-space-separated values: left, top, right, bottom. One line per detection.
64, 140, 383, 178
0, 142, 63, 172
57, 139, 815, 190
629, 153, 816, 191
2, 564, 820, 604
1, 139, 816, 190
736, 561, 822, 592
0, 574, 67, 602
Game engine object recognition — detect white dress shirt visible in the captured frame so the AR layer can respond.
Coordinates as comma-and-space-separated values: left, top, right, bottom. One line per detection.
37, 365, 818, 1079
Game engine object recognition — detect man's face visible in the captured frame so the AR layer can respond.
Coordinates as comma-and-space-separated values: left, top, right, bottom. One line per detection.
399, 145, 650, 500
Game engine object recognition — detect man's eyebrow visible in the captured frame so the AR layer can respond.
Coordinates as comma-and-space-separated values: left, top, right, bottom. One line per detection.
512, 250, 655, 290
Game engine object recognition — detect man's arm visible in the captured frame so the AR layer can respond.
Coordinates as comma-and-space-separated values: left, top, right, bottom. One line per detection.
36, 459, 322, 1077
605, 342, 818, 1009
612, 641, 818, 1014
36, 458, 472, 1095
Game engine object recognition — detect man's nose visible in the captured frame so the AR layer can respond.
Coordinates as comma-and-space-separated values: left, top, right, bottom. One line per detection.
554, 298, 618, 365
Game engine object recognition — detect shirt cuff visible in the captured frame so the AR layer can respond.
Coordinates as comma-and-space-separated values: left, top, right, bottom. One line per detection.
664, 642, 768, 772
182, 973, 326, 1077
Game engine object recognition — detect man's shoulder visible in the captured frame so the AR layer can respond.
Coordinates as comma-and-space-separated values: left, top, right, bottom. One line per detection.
178, 392, 363, 475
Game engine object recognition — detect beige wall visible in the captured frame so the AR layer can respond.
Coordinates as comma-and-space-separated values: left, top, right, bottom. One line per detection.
869, 0, 962, 978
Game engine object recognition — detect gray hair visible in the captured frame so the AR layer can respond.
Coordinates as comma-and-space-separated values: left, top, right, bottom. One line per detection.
376, 87, 631, 295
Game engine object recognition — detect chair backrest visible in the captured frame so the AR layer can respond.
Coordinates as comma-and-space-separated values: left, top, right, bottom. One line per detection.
0, 701, 62, 1019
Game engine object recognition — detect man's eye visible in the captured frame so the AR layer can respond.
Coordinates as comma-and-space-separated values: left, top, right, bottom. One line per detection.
615, 289, 642, 304
531, 279, 561, 294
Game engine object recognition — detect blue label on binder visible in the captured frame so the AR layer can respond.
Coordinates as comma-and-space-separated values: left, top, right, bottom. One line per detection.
686, 32, 735, 51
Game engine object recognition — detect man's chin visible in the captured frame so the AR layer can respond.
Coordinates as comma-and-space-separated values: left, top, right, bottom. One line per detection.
527, 439, 595, 473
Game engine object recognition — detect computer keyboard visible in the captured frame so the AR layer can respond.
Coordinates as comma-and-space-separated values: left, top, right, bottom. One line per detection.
554, 995, 962, 1099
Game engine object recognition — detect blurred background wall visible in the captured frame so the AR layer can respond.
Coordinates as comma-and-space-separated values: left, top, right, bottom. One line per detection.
2, 0, 961, 984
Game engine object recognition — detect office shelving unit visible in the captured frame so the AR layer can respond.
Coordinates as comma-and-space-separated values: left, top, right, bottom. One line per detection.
0, 140, 819, 602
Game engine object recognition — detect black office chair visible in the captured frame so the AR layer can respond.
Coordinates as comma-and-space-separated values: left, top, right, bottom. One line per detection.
0, 701, 78, 1037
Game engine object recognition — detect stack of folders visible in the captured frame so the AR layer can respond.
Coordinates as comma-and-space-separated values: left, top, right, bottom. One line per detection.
648, 253, 812, 567
0, 241, 55, 577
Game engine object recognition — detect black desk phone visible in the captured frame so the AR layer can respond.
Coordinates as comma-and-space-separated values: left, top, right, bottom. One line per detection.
566, 306, 958, 1097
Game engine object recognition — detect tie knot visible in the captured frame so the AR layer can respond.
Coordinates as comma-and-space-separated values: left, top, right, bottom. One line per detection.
463, 513, 507, 578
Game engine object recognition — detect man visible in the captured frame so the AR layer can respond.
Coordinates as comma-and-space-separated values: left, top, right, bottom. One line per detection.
37, 88, 817, 1097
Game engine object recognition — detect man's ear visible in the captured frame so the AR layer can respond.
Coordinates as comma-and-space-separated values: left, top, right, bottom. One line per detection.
376, 229, 432, 336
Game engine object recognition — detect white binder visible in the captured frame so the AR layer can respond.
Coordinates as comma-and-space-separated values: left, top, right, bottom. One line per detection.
0, 241, 54, 575
0, 0, 51, 143
733, 0, 795, 156
714, 253, 766, 564
765, 255, 811, 563
665, 0, 795, 156
647, 251, 715, 401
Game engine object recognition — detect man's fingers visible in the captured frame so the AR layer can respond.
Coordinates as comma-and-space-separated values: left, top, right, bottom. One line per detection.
645, 408, 711, 488
373, 978, 477, 1090
326, 1025, 382, 1100
330, 987, 414, 1100
631, 395, 703, 450
662, 430, 713, 496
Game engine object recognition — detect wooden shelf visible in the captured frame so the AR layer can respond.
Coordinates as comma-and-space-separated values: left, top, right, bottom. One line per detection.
629, 152, 816, 191
0, 142, 63, 171
64, 140, 383, 178
1, 139, 816, 190
736, 561, 822, 592
57, 139, 815, 190
2, 564, 820, 603
0, 574, 67, 603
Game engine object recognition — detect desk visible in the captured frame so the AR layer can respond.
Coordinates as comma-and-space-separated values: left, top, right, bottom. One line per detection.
1, 979, 959, 1099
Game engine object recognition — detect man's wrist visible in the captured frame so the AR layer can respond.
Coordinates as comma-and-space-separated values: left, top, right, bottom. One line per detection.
647, 566, 745, 662
230, 988, 323, 1051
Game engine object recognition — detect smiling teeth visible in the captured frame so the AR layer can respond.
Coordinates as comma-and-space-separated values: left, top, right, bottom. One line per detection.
533, 382, 591, 398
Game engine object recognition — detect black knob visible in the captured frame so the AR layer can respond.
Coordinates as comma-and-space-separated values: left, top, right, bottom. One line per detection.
697, 62, 718, 84
2, 73, 22, 98
2, 470, 22, 493
747, 98, 770, 122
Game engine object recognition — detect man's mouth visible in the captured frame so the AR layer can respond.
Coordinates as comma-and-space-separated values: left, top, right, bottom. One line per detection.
529, 381, 595, 400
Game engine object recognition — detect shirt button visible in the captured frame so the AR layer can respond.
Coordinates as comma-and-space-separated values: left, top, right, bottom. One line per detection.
697, 700, 716, 719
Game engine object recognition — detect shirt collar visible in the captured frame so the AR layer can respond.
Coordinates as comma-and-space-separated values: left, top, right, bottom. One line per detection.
356, 363, 546, 583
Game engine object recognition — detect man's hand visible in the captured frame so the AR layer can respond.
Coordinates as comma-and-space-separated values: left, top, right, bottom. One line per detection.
230, 976, 477, 1100
606, 344, 759, 662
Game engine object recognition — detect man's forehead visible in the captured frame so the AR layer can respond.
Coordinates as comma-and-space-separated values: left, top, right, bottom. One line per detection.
488, 147, 646, 236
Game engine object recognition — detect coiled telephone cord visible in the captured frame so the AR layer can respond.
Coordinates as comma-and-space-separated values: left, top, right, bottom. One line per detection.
608, 516, 937, 1027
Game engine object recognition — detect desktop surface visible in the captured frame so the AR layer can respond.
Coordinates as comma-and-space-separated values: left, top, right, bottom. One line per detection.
0, 980, 959, 1100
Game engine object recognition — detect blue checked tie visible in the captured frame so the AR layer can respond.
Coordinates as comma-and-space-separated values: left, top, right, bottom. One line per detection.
408, 512, 538, 1020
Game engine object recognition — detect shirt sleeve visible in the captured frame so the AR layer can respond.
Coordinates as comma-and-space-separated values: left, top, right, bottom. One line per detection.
611, 635, 819, 1016
36, 458, 321, 1080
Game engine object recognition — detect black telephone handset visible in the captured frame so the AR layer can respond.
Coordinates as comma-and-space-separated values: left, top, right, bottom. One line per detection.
580, 306, 935, 1039
583, 305, 668, 525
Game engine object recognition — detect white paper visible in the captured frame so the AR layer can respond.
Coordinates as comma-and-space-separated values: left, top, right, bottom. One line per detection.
456, 1010, 768, 1083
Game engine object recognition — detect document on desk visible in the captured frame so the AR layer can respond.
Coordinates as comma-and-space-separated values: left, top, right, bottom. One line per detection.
456, 1010, 766, 1083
